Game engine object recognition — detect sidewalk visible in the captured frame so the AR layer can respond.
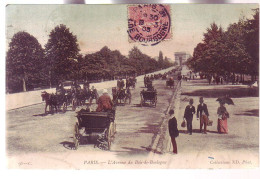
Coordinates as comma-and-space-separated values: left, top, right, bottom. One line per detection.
165, 79, 259, 168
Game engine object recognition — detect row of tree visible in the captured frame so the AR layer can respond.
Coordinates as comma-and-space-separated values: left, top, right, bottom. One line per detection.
6, 24, 173, 93
186, 9, 259, 81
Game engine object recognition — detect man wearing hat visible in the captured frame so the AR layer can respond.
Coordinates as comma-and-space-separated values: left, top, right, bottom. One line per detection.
96, 89, 113, 112
184, 98, 196, 135
197, 97, 209, 134
168, 109, 179, 154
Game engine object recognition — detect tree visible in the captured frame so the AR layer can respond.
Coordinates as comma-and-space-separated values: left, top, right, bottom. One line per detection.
163, 56, 173, 68
45, 24, 80, 85
243, 8, 259, 80
187, 23, 224, 74
222, 20, 252, 75
187, 9, 259, 82
128, 46, 160, 75
128, 46, 145, 75
158, 51, 164, 69
6, 31, 45, 92
203, 22, 223, 44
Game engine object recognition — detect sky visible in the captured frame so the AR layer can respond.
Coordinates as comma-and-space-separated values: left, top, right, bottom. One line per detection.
5, 4, 258, 61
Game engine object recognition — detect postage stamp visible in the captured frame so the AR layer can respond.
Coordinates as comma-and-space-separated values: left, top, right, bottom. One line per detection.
127, 4, 172, 46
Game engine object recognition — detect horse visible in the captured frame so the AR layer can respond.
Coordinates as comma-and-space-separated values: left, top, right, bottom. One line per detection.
71, 88, 92, 111
125, 88, 131, 104
41, 91, 58, 114
126, 77, 136, 89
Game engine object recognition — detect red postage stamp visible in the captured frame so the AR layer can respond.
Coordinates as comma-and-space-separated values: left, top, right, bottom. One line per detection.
127, 4, 172, 46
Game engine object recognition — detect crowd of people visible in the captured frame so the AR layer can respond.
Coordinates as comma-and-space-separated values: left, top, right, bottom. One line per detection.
204, 74, 242, 85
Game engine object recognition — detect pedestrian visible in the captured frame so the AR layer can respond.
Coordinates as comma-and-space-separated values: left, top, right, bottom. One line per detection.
220, 76, 223, 85
217, 101, 229, 134
184, 98, 195, 135
168, 109, 179, 154
216, 75, 220, 85
236, 75, 240, 84
231, 74, 235, 85
197, 97, 209, 134
208, 75, 212, 85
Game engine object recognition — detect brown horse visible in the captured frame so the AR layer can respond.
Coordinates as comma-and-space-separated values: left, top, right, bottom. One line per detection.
41, 91, 58, 114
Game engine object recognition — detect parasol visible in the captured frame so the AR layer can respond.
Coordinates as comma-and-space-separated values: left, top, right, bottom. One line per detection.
216, 97, 234, 105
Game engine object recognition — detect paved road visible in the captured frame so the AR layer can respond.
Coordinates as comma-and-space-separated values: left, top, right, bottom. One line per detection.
6, 74, 178, 159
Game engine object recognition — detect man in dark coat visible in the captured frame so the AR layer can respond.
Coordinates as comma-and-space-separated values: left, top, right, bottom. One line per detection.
197, 97, 209, 134
184, 98, 195, 135
168, 109, 178, 154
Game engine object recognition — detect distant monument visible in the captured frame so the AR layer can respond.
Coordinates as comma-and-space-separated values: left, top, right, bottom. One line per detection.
174, 52, 191, 66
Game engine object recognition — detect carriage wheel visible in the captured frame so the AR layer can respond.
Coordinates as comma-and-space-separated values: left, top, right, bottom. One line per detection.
50, 105, 54, 114
62, 102, 67, 113
113, 122, 117, 135
110, 122, 115, 137
74, 122, 80, 150
111, 122, 117, 136
106, 125, 112, 150
72, 99, 77, 111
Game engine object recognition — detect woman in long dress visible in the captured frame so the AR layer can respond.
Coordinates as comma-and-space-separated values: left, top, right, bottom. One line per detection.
217, 102, 229, 134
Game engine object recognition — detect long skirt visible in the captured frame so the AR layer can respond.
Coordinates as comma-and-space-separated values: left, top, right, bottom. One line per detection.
217, 117, 228, 134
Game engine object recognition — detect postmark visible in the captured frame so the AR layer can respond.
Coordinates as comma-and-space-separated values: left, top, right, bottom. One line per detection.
127, 4, 171, 46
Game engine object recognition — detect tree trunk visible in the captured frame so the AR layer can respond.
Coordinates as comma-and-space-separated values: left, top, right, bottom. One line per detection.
49, 70, 52, 88
22, 77, 27, 92
251, 75, 254, 82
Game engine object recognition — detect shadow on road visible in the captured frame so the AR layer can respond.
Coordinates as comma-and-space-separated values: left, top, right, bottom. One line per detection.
113, 147, 149, 157
182, 86, 258, 98
60, 141, 75, 150
179, 129, 219, 134
179, 129, 201, 134
131, 103, 156, 108
33, 113, 48, 117
131, 103, 142, 107
235, 109, 259, 117
136, 124, 159, 134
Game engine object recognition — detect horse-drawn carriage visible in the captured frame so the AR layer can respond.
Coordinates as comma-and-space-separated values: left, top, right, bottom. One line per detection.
166, 79, 174, 88
71, 88, 99, 111
112, 87, 131, 105
74, 108, 116, 150
41, 91, 68, 114
162, 74, 167, 80
126, 77, 136, 89
140, 89, 157, 107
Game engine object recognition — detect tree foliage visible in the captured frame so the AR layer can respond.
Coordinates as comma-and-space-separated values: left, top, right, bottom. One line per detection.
45, 24, 80, 84
187, 9, 259, 80
6, 24, 173, 93
6, 31, 45, 92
